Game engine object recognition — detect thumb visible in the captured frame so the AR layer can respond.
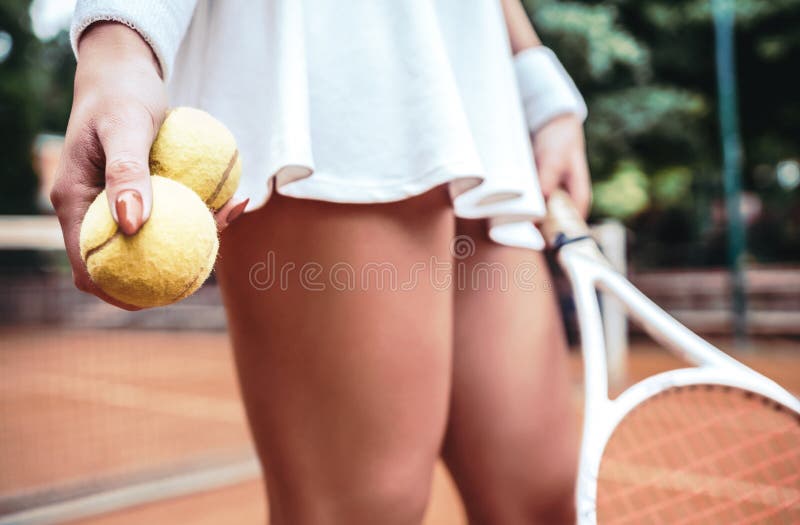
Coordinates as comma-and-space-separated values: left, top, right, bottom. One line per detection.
535, 158, 561, 200
98, 112, 156, 235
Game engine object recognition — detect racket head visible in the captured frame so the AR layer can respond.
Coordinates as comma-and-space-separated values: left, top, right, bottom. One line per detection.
584, 371, 800, 525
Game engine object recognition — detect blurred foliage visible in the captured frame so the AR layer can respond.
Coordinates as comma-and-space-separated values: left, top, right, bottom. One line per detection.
652, 166, 693, 207
593, 162, 649, 219
0, 0, 73, 214
524, 0, 800, 267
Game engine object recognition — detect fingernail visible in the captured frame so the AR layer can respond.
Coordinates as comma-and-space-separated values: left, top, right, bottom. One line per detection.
116, 190, 143, 235
225, 199, 249, 224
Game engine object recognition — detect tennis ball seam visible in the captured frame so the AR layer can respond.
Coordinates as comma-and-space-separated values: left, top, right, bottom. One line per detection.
172, 239, 219, 303
204, 149, 239, 207
84, 230, 121, 262
85, 225, 218, 305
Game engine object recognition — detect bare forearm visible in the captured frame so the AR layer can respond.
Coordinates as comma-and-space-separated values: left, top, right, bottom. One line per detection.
78, 22, 162, 79
500, 0, 541, 54
501, 0, 592, 215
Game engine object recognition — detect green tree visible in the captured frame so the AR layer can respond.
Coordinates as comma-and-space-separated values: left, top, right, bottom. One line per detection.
524, 0, 800, 266
0, 0, 73, 214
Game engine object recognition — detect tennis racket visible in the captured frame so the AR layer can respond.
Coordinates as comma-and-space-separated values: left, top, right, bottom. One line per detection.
541, 190, 800, 525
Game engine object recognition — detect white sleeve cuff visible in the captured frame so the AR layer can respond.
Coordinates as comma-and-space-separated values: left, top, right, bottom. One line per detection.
70, 0, 198, 80
514, 46, 588, 133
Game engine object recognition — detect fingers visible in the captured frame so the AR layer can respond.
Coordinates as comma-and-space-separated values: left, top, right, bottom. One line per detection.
215, 197, 250, 231
51, 161, 142, 311
54, 25, 166, 309
531, 117, 592, 217
536, 154, 591, 218
534, 153, 562, 199
51, 105, 161, 310
96, 110, 157, 235
566, 153, 592, 217
73, 272, 143, 311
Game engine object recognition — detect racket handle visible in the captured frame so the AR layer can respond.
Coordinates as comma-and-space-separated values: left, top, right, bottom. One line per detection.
540, 189, 592, 248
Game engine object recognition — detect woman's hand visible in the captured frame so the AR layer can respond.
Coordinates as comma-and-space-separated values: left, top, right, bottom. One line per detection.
50, 22, 166, 309
532, 115, 592, 217
50, 22, 245, 310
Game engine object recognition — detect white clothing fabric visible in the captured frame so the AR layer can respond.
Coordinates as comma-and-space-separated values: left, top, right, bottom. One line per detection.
515, 46, 588, 133
72, 0, 548, 249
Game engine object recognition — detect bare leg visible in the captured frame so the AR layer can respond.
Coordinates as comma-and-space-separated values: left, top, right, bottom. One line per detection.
444, 219, 579, 524
216, 189, 454, 525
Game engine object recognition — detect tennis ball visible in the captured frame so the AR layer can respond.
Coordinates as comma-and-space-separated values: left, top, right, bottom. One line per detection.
149, 107, 241, 210
80, 176, 219, 308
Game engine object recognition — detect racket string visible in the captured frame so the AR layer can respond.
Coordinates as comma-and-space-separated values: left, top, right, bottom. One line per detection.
600, 398, 788, 509
612, 392, 771, 463
670, 466, 800, 525
595, 386, 800, 524
730, 475, 800, 525
603, 412, 799, 522
601, 448, 800, 523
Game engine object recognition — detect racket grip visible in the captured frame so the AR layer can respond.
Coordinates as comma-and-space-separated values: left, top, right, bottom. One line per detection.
540, 189, 592, 247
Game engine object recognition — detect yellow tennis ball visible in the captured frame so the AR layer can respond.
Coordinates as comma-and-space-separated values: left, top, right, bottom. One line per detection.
80, 176, 219, 309
149, 107, 242, 210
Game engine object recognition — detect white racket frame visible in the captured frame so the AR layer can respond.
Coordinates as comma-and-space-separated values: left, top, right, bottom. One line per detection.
557, 239, 800, 525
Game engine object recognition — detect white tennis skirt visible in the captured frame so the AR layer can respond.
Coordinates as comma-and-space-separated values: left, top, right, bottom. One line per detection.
169, 0, 547, 250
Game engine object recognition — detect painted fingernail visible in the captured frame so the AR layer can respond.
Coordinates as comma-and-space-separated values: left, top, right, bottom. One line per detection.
225, 199, 249, 224
116, 190, 143, 235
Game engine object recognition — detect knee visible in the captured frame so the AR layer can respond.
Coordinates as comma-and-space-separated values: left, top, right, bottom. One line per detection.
459, 469, 576, 525
523, 477, 576, 525
448, 429, 579, 525
268, 459, 434, 525
356, 464, 433, 524
523, 437, 579, 524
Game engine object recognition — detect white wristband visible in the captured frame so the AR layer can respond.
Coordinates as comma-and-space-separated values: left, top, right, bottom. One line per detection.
514, 46, 588, 133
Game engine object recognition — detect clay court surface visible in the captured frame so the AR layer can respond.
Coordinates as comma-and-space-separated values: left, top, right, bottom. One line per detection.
1, 328, 798, 524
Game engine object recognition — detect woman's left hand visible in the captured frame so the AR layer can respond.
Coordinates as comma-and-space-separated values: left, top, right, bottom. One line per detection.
532, 115, 592, 217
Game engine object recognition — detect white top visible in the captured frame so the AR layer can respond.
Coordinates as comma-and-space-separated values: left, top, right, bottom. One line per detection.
72, 0, 547, 250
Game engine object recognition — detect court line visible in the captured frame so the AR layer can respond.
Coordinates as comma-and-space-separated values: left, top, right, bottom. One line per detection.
0, 458, 261, 525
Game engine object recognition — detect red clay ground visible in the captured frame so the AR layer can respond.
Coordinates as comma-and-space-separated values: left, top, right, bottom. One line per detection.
1, 329, 797, 524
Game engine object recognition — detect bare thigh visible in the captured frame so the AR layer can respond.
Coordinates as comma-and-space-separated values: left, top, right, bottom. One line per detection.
443, 219, 579, 525
216, 189, 454, 525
